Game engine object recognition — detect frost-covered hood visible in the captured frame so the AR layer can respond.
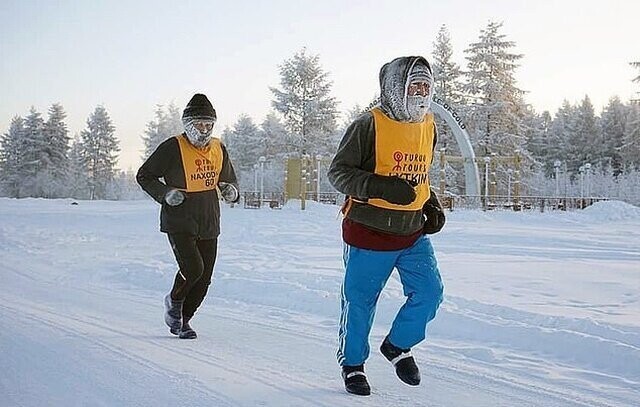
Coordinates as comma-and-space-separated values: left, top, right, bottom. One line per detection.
379, 56, 433, 122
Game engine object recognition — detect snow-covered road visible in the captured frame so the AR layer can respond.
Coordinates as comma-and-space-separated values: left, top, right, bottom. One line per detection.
1, 198, 638, 406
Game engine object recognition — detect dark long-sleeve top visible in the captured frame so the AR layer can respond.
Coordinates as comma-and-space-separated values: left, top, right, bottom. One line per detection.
136, 135, 238, 239
328, 111, 437, 237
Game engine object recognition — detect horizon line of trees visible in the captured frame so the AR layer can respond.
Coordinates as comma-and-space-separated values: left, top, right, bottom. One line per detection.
2, 21, 640, 204
0, 104, 140, 200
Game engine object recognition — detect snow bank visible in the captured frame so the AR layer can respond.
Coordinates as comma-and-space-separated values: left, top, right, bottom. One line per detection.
578, 200, 640, 222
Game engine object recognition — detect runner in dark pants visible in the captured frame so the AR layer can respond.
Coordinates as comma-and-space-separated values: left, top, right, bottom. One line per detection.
167, 235, 218, 324
137, 93, 239, 339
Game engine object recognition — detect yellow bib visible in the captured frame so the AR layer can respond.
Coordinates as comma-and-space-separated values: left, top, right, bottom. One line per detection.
368, 108, 434, 211
176, 135, 223, 192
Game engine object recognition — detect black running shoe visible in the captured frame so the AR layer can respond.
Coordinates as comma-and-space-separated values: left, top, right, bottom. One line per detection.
164, 294, 183, 335
380, 336, 420, 386
179, 320, 197, 340
342, 365, 371, 396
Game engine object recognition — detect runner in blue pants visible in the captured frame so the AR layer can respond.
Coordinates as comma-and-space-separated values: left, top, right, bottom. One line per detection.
328, 56, 446, 396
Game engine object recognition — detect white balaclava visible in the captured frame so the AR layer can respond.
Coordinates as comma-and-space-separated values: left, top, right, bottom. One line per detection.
182, 93, 217, 149
379, 56, 434, 123
405, 61, 434, 122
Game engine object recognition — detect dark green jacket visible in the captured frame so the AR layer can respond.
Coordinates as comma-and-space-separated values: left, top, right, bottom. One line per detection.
136, 135, 238, 239
328, 111, 437, 235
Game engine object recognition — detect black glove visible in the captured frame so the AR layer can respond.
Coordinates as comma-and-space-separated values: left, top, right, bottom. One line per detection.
423, 190, 446, 234
367, 175, 417, 205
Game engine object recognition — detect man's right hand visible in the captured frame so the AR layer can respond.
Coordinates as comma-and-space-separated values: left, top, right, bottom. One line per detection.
164, 189, 185, 206
368, 175, 417, 205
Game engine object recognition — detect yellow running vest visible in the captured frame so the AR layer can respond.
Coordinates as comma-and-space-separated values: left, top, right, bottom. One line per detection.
368, 108, 434, 211
176, 135, 223, 192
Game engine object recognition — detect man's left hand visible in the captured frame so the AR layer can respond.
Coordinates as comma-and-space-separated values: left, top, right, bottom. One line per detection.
423, 191, 446, 234
219, 182, 239, 204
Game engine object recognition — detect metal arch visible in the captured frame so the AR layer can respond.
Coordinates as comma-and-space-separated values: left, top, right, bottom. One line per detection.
430, 97, 481, 196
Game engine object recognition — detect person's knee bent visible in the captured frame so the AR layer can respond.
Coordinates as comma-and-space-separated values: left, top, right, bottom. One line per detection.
410, 280, 444, 310
184, 259, 205, 284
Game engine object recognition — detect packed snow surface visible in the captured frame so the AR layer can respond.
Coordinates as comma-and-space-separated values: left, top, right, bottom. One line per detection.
0, 198, 638, 406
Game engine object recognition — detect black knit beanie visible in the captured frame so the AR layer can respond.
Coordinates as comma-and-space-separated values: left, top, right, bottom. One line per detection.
182, 94, 217, 121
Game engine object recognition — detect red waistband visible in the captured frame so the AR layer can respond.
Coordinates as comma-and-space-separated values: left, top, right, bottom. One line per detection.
342, 218, 421, 251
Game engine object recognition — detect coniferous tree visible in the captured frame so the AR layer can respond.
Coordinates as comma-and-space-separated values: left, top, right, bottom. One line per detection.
222, 115, 265, 172
632, 62, 640, 82
432, 24, 465, 158
261, 112, 290, 159
549, 100, 576, 161
270, 48, 339, 156
108, 169, 145, 200
464, 21, 526, 156
165, 103, 183, 136
80, 106, 120, 200
462, 21, 531, 195
67, 134, 88, 199
537, 111, 555, 174
599, 97, 627, 176
0, 116, 26, 197
342, 104, 365, 128
623, 103, 640, 169
20, 107, 47, 197
631, 61, 640, 102
141, 103, 182, 160
432, 25, 465, 106
525, 111, 551, 162
564, 96, 599, 175
42, 103, 70, 197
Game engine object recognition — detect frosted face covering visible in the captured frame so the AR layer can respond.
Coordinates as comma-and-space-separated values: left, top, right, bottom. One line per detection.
184, 119, 215, 148
193, 120, 214, 133
405, 63, 434, 122
406, 81, 432, 122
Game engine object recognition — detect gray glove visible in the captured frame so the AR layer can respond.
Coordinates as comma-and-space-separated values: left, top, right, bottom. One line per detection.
164, 189, 185, 206
218, 182, 239, 203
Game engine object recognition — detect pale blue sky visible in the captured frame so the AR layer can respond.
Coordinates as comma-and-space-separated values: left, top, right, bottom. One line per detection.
1, 0, 639, 170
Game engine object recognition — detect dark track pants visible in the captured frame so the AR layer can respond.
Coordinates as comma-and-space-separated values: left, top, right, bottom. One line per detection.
168, 234, 218, 321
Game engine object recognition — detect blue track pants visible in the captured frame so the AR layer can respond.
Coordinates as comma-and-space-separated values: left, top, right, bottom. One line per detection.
337, 235, 443, 366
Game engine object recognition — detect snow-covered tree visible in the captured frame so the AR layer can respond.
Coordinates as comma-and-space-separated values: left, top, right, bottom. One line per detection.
432, 25, 465, 105
19, 107, 48, 197
631, 62, 640, 103
107, 169, 145, 200
563, 96, 599, 175
270, 48, 339, 156
222, 115, 265, 172
432, 24, 465, 156
1, 106, 70, 198
464, 21, 526, 156
462, 21, 532, 197
525, 110, 552, 165
0, 116, 26, 197
41, 103, 71, 197
548, 100, 576, 163
261, 112, 290, 159
66, 134, 88, 199
141, 103, 182, 160
80, 106, 120, 200
599, 97, 628, 176
341, 104, 365, 129
622, 103, 640, 169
